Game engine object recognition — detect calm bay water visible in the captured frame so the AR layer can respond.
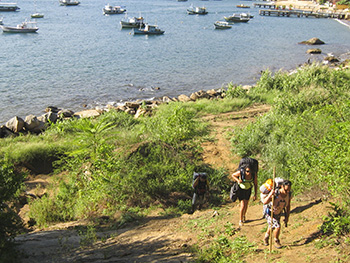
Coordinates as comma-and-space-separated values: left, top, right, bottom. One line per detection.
1, 0, 350, 124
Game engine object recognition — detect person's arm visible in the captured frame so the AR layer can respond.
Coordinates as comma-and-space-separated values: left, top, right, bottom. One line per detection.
192, 177, 199, 189
263, 189, 275, 205
284, 196, 291, 226
253, 172, 258, 201
231, 170, 242, 183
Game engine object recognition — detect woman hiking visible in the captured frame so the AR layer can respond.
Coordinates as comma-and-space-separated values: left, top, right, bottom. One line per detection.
231, 158, 258, 227
262, 179, 292, 249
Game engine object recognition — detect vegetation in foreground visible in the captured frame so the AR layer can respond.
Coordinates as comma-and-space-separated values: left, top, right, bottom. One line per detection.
1, 62, 350, 261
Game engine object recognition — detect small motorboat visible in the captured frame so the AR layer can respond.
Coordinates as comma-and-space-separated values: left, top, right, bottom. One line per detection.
236, 4, 250, 8
120, 16, 145, 28
214, 21, 232, 29
133, 24, 164, 35
59, 0, 80, 6
1, 19, 38, 33
31, 13, 44, 18
103, 4, 126, 15
187, 6, 208, 15
224, 13, 250, 22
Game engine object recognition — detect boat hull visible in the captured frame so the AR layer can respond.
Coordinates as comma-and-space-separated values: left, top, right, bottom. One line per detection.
120, 21, 145, 28
187, 10, 208, 15
133, 28, 164, 35
1, 26, 38, 33
0, 5, 20, 11
31, 13, 44, 18
224, 16, 249, 22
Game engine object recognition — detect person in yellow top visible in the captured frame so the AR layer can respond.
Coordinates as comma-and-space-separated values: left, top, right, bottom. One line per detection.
231, 158, 258, 227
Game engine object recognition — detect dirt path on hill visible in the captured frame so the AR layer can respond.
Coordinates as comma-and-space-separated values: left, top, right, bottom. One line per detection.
15, 105, 348, 263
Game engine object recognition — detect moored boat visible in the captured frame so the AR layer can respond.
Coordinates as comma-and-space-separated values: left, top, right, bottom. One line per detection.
59, 0, 80, 6
236, 4, 250, 8
0, 3, 20, 11
31, 13, 44, 18
133, 24, 164, 35
103, 4, 126, 15
120, 16, 145, 28
214, 21, 232, 29
1, 19, 38, 33
187, 6, 208, 15
224, 13, 250, 22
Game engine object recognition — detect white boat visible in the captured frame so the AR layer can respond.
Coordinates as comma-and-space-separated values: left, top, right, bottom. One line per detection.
59, 0, 80, 6
133, 24, 164, 35
0, 3, 20, 11
1, 20, 38, 33
224, 13, 250, 22
31, 13, 44, 18
103, 4, 126, 15
120, 16, 145, 28
214, 21, 232, 29
187, 6, 208, 15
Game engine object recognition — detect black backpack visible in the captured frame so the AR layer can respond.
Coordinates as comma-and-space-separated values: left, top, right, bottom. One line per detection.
230, 182, 240, 202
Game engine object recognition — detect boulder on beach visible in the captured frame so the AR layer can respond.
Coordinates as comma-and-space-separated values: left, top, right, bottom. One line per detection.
190, 90, 210, 101
178, 94, 191, 102
24, 114, 46, 133
6, 116, 25, 133
307, 48, 322, 54
0, 125, 15, 138
74, 109, 101, 119
38, 112, 58, 124
324, 55, 340, 63
299, 38, 325, 45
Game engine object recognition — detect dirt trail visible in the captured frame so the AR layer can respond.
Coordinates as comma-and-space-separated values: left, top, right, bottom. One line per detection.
15, 105, 347, 262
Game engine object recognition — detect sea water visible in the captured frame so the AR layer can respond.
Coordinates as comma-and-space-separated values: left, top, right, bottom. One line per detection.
1, 0, 350, 124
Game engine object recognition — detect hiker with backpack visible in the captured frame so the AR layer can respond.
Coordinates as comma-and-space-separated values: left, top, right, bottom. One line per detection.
262, 179, 292, 249
191, 172, 209, 213
231, 158, 258, 227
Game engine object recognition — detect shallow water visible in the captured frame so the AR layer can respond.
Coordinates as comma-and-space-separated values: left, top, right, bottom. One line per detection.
1, 0, 350, 123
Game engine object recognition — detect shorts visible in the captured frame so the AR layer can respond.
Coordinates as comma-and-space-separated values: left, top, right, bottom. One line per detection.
266, 213, 282, 229
238, 187, 252, 201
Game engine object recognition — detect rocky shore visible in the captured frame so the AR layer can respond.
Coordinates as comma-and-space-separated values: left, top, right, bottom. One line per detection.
1, 44, 349, 139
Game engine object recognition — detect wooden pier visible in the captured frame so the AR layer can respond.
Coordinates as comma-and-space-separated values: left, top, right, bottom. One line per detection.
259, 9, 348, 19
254, 3, 276, 9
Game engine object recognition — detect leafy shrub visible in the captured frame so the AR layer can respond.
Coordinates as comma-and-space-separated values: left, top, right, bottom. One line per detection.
0, 158, 24, 250
320, 202, 350, 236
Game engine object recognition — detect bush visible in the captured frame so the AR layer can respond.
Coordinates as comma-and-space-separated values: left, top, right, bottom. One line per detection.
0, 158, 24, 250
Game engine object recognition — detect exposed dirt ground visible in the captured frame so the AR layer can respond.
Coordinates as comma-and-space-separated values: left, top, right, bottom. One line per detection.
15, 105, 350, 262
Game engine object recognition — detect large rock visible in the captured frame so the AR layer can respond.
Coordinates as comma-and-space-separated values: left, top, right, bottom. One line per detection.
38, 112, 58, 124
0, 125, 15, 138
299, 38, 325, 45
74, 109, 101, 119
24, 115, 45, 133
58, 109, 74, 118
178, 94, 192, 102
307, 48, 322, 54
190, 90, 210, 101
5, 116, 25, 133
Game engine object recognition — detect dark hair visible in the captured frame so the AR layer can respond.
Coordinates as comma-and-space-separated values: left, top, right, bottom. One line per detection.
283, 180, 292, 186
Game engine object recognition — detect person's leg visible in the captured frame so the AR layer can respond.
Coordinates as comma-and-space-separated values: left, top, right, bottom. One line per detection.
242, 199, 249, 222
264, 227, 271, 246
191, 193, 198, 213
198, 194, 204, 210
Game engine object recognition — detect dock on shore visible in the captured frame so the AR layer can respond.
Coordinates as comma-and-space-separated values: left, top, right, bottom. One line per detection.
259, 9, 348, 19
